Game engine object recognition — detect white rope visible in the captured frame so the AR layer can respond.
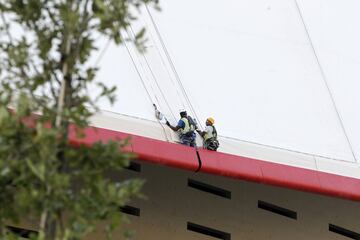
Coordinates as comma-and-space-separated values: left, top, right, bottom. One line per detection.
121, 32, 170, 141
139, 11, 187, 111
128, 25, 176, 121
145, 4, 204, 130
94, 37, 111, 67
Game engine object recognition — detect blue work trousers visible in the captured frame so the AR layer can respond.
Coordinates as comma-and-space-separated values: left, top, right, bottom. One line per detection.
180, 133, 196, 147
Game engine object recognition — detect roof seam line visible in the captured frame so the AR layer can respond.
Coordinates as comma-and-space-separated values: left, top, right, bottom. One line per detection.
294, 0, 358, 163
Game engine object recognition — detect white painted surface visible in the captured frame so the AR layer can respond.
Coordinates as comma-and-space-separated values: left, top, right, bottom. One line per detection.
91, 111, 360, 179
92, 1, 360, 174
296, 0, 360, 161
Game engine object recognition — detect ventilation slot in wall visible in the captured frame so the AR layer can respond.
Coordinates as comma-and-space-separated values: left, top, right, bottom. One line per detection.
119, 205, 140, 217
258, 200, 297, 220
125, 161, 141, 172
329, 224, 360, 240
188, 179, 231, 199
7, 226, 38, 239
187, 222, 231, 240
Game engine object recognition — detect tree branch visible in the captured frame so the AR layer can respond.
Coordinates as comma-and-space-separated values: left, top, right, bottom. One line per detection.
0, 12, 13, 42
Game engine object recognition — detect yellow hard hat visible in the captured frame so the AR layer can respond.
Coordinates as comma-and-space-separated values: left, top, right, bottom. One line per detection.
207, 117, 215, 125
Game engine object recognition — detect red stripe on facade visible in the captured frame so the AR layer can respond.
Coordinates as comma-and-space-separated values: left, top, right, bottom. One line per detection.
69, 126, 360, 202
68, 126, 199, 171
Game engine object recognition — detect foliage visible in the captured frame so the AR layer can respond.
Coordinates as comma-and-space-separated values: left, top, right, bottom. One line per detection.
0, 0, 159, 239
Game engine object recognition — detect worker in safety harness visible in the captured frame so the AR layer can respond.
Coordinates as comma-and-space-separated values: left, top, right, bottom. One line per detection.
196, 117, 219, 151
166, 110, 197, 147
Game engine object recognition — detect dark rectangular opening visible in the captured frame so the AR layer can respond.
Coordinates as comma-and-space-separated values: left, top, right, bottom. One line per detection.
119, 205, 140, 217
329, 224, 360, 240
187, 222, 231, 240
125, 161, 141, 172
7, 226, 38, 238
188, 179, 231, 199
258, 200, 297, 220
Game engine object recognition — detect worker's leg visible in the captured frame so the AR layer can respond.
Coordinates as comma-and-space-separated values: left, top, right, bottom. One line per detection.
205, 139, 218, 151
189, 139, 196, 148
181, 135, 197, 147
203, 140, 208, 149
180, 136, 191, 146
188, 133, 196, 148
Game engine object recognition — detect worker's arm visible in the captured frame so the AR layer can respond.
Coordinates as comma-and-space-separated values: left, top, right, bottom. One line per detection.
196, 129, 205, 137
197, 126, 213, 138
166, 120, 181, 132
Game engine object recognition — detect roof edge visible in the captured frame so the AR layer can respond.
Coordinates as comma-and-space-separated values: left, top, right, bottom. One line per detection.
69, 125, 360, 202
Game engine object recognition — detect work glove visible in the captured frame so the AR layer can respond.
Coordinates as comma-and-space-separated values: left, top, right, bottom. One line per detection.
166, 120, 170, 126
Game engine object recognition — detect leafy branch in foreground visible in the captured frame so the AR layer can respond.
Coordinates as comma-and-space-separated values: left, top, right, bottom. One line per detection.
0, 0, 159, 239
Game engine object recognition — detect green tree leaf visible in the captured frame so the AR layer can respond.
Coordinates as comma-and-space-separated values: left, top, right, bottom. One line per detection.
0, 0, 160, 239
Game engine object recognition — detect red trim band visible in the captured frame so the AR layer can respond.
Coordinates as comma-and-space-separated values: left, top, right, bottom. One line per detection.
69, 126, 360, 202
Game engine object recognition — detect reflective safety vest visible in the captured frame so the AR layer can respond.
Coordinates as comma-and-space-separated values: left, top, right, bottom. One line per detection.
204, 126, 217, 141
179, 117, 195, 135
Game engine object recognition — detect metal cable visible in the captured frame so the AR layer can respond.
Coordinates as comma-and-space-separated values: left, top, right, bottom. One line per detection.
122, 33, 154, 103
94, 38, 111, 66
123, 29, 171, 136
145, 4, 204, 130
294, 0, 357, 163
124, 30, 161, 106
121, 32, 170, 141
128, 25, 176, 120
124, 29, 167, 114
139, 12, 187, 111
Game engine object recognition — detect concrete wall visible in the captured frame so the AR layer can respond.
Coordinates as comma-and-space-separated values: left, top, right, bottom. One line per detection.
91, 160, 360, 239
11, 159, 360, 239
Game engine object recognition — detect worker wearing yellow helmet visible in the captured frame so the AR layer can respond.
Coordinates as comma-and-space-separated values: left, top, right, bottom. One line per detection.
196, 117, 219, 151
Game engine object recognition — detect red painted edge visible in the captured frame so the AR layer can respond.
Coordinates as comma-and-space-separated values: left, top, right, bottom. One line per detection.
68, 126, 199, 172
69, 125, 360, 202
